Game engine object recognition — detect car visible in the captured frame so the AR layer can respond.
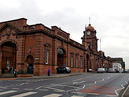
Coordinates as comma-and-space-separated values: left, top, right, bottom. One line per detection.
56, 67, 71, 73
88, 69, 93, 72
108, 68, 116, 73
97, 68, 106, 73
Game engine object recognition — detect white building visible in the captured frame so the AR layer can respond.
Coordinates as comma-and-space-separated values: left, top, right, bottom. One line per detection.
112, 63, 123, 73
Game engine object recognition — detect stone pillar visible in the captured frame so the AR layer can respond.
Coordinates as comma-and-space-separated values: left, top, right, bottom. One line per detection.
34, 35, 41, 76
51, 39, 57, 74
0, 48, 2, 75
16, 36, 25, 72
52, 39, 56, 66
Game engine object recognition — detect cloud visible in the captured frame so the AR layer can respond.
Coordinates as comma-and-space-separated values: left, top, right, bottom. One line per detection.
0, 0, 129, 68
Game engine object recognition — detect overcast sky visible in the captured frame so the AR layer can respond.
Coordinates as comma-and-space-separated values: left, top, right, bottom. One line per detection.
0, 0, 129, 68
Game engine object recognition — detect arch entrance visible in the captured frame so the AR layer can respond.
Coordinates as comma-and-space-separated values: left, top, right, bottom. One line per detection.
26, 55, 34, 74
57, 48, 65, 66
1, 42, 16, 74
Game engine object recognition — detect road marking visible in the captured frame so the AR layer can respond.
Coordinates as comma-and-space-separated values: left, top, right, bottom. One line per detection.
0, 90, 16, 95
24, 88, 33, 91
12, 88, 19, 90
73, 82, 78, 85
87, 93, 99, 95
71, 96, 84, 97
125, 81, 128, 84
115, 90, 119, 96
83, 85, 85, 88
11, 92, 37, 97
121, 84, 129, 97
39, 89, 48, 91
121, 84, 125, 89
80, 81, 86, 83
43, 94, 62, 97
115, 87, 124, 96
0, 86, 6, 89
50, 83, 77, 88
106, 95, 117, 97
36, 86, 43, 89
94, 81, 96, 84
73, 81, 86, 85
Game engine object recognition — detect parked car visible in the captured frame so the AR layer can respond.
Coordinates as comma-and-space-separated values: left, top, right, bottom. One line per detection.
108, 68, 116, 73
56, 67, 71, 73
97, 68, 106, 73
88, 69, 93, 72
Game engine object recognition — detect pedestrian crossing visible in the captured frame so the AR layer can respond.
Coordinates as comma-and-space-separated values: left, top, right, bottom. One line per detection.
0, 90, 84, 97
10, 92, 37, 97
0, 90, 16, 95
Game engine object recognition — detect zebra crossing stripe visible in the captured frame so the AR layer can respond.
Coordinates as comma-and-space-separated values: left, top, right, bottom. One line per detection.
43, 93, 62, 97
0, 90, 16, 95
10, 92, 37, 97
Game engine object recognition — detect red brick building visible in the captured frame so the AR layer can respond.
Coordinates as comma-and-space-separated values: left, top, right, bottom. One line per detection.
0, 18, 112, 76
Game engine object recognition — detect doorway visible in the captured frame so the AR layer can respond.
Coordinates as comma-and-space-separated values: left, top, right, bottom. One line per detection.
1, 42, 16, 74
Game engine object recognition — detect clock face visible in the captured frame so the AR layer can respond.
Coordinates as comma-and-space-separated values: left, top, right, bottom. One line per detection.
87, 31, 91, 35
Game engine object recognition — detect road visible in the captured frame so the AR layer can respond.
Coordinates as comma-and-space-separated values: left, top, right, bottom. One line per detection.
0, 73, 129, 97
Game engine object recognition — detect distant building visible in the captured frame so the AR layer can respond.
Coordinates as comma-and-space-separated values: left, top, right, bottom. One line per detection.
111, 58, 125, 72
0, 18, 113, 76
112, 63, 123, 72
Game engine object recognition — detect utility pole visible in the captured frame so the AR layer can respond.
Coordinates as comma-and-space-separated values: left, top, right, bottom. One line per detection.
100, 38, 101, 51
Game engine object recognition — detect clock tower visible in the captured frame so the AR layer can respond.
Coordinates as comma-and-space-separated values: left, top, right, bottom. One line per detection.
81, 24, 98, 52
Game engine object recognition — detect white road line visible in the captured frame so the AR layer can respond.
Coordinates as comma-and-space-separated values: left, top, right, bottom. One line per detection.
71, 96, 84, 97
94, 81, 96, 84
87, 93, 99, 95
121, 84, 129, 97
12, 88, 19, 90
80, 81, 86, 83
0, 90, 16, 95
115, 87, 124, 96
121, 84, 125, 89
106, 95, 117, 97
36, 86, 43, 89
43, 94, 62, 97
11, 92, 37, 97
115, 89, 119, 96
83, 85, 85, 88
125, 81, 128, 84
19, 83, 25, 86
73, 81, 86, 85
0, 86, 6, 89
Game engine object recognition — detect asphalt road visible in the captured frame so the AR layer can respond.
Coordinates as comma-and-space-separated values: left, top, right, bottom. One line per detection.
0, 73, 129, 97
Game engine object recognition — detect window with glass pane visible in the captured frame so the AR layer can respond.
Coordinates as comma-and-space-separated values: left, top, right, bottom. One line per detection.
80, 57, 83, 68
76, 56, 78, 67
45, 50, 49, 64
71, 56, 74, 67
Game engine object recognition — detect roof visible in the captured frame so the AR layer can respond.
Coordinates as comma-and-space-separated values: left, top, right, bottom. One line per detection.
85, 24, 95, 31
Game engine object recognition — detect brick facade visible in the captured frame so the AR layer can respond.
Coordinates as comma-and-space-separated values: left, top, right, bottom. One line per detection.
0, 18, 112, 76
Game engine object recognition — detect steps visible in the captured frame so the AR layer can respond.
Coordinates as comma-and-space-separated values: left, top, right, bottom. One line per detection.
17, 74, 33, 78
0, 74, 33, 78
0, 73, 14, 78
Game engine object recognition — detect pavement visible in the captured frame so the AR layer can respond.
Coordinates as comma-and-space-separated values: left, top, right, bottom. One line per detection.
0, 72, 83, 80
0, 73, 129, 97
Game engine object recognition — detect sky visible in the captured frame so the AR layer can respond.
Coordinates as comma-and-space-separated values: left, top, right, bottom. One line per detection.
0, 0, 129, 68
